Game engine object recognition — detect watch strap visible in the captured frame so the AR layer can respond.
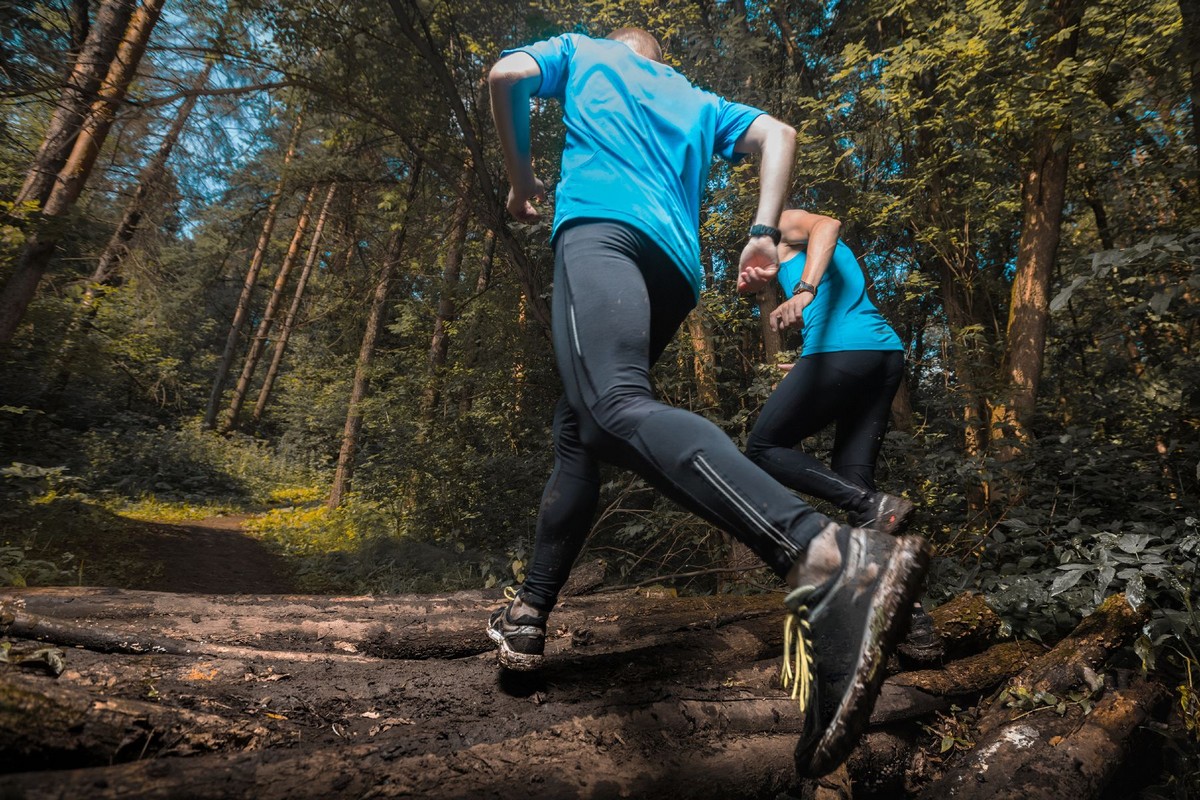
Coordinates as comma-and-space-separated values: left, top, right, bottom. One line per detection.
792, 279, 818, 297
748, 224, 782, 245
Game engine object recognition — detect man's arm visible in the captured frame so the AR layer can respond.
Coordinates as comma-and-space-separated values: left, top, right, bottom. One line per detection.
488, 52, 545, 222
733, 114, 796, 294
769, 209, 842, 332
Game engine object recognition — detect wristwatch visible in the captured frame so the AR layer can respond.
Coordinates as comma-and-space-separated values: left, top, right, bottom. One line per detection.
748, 224, 781, 245
792, 279, 818, 297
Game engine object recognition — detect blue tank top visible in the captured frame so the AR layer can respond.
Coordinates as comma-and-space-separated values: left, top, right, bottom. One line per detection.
777, 241, 903, 355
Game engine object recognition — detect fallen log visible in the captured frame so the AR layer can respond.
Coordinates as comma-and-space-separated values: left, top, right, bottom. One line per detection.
0, 587, 1114, 798
919, 594, 1158, 800
891, 641, 1044, 697
0, 671, 276, 771
925, 592, 1004, 658
0, 588, 782, 660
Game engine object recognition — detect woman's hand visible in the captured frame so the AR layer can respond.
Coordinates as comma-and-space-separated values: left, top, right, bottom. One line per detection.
769, 291, 815, 331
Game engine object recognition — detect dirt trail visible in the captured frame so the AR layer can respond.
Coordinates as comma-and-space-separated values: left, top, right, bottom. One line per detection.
134, 515, 293, 594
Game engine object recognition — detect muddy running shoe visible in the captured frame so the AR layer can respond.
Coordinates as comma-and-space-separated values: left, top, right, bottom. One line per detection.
851, 494, 944, 666
781, 524, 930, 778
849, 492, 915, 536
896, 602, 944, 667
487, 593, 547, 671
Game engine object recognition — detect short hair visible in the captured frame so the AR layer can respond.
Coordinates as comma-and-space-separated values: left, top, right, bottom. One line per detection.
606, 28, 663, 63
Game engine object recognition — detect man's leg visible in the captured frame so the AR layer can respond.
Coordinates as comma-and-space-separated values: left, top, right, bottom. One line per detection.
488, 397, 598, 669
493, 226, 711, 660
517, 239, 702, 614
494, 222, 930, 781
518, 397, 600, 612
551, 221, 829, 577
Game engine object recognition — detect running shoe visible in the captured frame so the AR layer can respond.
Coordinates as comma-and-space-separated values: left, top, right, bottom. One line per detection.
782, 525, 930, 777
897, 602, 944, 667
849, 492, 915, 536
487, 592, 547, 671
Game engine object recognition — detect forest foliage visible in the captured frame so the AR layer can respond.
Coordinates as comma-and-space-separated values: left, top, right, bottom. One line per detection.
0, 0, 1197, 784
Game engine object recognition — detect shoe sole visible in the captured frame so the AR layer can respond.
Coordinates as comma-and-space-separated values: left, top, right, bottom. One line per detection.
486, 624, 544, 671
896, 639, 945, 667
797, 535, 930, 777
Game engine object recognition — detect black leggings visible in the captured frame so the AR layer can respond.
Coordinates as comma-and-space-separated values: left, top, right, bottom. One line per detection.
745, 349, 904, 511
520, 221, 831, 612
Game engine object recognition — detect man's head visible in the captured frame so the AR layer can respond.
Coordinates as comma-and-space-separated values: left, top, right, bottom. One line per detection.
606, 28, 663, 63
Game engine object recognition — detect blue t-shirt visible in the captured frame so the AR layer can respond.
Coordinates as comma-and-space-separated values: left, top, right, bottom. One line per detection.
777, 241, 903, 355
503, 34, 764, 298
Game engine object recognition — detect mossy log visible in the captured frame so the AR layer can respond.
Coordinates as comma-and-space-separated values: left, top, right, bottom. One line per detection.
925, 591, 1004, 658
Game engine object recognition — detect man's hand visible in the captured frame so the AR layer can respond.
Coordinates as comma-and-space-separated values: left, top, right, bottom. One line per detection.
507, 176, 546, 222
736, 237, 780, 293
769, 291, 814, 331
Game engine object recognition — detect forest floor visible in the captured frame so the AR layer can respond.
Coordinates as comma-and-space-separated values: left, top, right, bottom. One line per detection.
129, 514, 294, 595
0, 505, 1187, 798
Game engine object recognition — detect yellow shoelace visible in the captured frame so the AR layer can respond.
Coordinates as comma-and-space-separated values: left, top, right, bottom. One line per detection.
781, 605, 814, 713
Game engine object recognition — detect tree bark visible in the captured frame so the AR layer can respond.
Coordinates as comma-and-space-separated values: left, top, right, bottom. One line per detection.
757, 284, 783, 362
250, 183, 338, 427
219, 185, 318, 433
1175, 0, 1200, 178
889, 374, 914, 433
203, 108, 305, 429
9, 0, 135, 214
0, 0, 166, 344
328, 165, 423, 509
49, 60, 214, 391
456, 230, 497, 416
686, 303, 720, 410
0, 671, 276, 772
420, 167, 473, 422
994, 0, 1084, 447
919, 594, 1154, 800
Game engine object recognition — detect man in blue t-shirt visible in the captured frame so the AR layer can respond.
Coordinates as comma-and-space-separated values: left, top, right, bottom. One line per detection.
487, 28, 929, 777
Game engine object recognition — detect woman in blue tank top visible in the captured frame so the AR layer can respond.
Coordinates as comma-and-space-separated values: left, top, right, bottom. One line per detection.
744, 209, 940, 663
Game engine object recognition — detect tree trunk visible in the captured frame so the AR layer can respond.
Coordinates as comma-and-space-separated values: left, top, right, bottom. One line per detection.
456, 230, 496, 416
0, 0, 166, 344
420, 168, 472, 422
9, 0, 135, 214
937, 266, 991, 458
328, 165, 423, 509
686, 303, 720, 410
993, 0, 1084, 450
0, 671, 277, 772
90, 61, 214, 289
250, 183, 338, 427
889, 374, 914, 433
757, 284, 782, 362
919, 594, 1155, 800
49, 61, 214, 390
385, 0, 551, 335
219, 186, 318, 434
1175, 0, 1200, 178
202, 109, 305, 429
509, 292, 529, 443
